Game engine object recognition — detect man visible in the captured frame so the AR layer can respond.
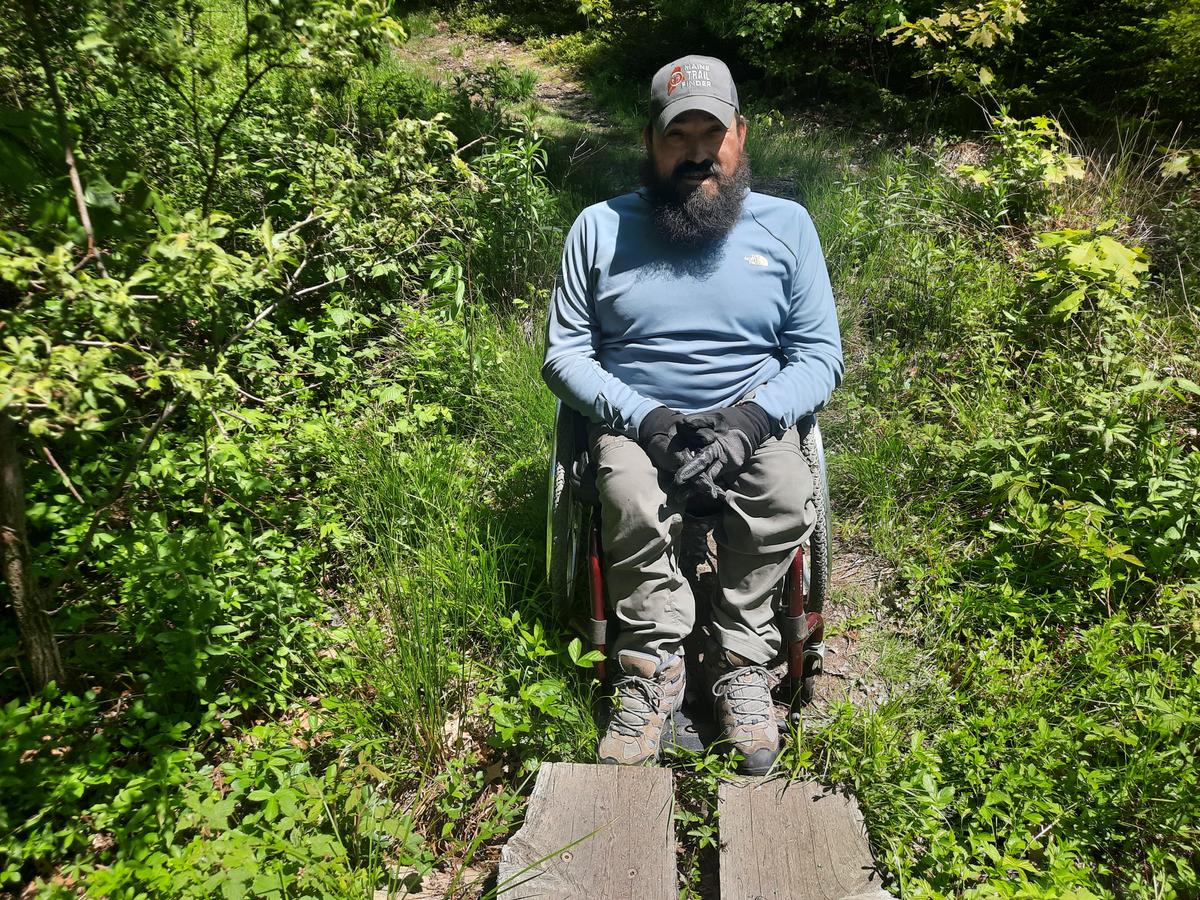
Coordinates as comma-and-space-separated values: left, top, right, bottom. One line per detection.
542, 55, 843, 774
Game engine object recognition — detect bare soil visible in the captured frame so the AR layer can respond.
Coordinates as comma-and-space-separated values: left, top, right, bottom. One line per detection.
395, 24, 613, 128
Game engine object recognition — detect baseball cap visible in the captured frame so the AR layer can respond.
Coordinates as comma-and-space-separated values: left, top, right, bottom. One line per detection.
649, 55, 740, 132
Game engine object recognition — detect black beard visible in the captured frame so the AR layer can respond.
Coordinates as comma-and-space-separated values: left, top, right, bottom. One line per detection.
640, 151, 751, 248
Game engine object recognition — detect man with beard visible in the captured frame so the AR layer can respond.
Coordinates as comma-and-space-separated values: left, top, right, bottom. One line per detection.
542, 55, 843, 773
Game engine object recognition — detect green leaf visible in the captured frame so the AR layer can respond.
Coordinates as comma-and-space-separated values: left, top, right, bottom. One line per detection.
375, 384, 406, 404
1160, 154, 1192, 178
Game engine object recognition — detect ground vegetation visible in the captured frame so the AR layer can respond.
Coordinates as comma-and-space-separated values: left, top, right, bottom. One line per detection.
1, 1, 1197, 897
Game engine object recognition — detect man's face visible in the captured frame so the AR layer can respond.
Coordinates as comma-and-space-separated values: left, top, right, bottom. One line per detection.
644, 110, 747, 201
641, 110, 750, 248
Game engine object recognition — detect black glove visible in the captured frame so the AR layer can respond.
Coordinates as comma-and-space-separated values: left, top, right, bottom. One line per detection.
674, 465, 727, 505
636, 406, 693, 475
673, 402, 773, 489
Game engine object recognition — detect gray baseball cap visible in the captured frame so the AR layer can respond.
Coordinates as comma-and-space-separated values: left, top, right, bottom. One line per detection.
649, 55, 740, 132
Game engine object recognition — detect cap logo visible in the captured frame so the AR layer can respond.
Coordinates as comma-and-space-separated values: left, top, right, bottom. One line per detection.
666, 66, 685, 97
650, 56, 737, 128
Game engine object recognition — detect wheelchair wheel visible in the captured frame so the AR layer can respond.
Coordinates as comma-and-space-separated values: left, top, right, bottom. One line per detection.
797, 415, 832, 706
546, 401, 585, 609
801, 416, 832, 617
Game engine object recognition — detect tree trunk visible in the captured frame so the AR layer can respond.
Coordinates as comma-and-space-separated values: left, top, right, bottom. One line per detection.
1, 413, 66, 689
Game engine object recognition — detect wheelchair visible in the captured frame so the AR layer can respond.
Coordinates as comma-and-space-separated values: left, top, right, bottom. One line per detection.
546, 400, 832, 730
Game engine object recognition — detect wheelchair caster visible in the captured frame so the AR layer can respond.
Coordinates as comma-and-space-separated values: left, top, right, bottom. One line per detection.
800, 674, 817, 705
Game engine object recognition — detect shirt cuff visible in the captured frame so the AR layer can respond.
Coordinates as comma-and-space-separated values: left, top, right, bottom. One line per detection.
624, 397, 662, 440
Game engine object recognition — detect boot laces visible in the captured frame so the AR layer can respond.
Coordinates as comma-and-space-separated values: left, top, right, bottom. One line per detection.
610, 676, 664, 738
713, 666, 772, 725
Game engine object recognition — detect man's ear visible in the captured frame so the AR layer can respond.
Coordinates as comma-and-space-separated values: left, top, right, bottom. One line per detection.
642, 124, 653, 153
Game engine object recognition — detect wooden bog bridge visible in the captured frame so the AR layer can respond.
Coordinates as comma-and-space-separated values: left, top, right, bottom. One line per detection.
498, 763, 894, 899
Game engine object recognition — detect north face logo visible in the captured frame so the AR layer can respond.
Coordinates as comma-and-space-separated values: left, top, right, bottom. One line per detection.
666, 66, 685, 97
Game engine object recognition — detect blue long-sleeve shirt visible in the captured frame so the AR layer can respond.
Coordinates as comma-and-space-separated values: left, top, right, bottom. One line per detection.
542, 189, 843, 438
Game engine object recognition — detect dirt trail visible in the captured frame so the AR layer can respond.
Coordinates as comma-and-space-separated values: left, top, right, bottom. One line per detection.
396, 24, 614, 127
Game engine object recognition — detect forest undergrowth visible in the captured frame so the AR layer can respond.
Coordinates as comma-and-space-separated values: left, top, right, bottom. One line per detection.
2, 1, 1199, 898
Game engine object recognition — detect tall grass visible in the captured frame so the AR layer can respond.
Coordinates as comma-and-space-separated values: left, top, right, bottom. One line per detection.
331, 312, 596, 772
335, 434, 500, 768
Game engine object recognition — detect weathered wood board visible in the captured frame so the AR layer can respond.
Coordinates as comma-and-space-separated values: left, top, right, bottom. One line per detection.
719, 778, 895, 900
498, 762, 677, 899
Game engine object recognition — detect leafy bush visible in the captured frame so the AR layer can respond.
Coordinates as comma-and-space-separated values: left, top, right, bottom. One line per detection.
0, 0, 580, 891
812, 101, 1200, 896
954, 114, 1085, 223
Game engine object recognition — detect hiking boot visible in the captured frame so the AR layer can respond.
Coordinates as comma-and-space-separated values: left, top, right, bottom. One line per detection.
597, 650, 686, 766
710, 650, 780, 775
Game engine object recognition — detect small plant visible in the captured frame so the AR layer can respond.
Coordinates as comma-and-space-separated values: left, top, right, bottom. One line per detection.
956, 113, 1086, 224
452, 62, 540, 136
667, 749, 736, 899
1031, 221, 1149, 320
472, 611, 595, 772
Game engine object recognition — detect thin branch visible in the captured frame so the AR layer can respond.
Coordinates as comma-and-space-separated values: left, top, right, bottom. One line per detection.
293, 274, 349, 297
156, 70, 203, 131
279, 212, 326, 238
286, 256, 310, 288
20, 0, 107, 278
209, 484, 274, 528
233, 299, 281, 340
49, 399, 181, 595
39, 444, 84, 504
210, 408, 231, 440
217, 407, 253, 427
201, 62, 287, 217
454, 135, 487, 157
233, 384, 266, 404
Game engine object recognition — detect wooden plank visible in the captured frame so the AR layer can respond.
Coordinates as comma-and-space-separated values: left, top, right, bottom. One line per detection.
719, 778, 895, 900
497, 762, 677, 899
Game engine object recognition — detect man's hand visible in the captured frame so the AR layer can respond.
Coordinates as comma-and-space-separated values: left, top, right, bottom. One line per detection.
672, 402, 772, 490
637, 406, 693, 475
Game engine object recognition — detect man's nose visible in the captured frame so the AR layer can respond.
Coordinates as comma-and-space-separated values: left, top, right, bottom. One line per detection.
683, 138, 711, 164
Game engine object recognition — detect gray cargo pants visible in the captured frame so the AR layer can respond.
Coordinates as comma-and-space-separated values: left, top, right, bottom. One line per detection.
590, 420, 816, 664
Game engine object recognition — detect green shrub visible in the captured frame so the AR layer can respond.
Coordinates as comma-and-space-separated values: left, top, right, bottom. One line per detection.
808, 107, 1199, 895
0, 0, 576, 891
954, 114, 1085, 224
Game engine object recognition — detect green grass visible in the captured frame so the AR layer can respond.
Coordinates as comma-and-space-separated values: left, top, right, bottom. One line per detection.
335, 312, 599, 755
398, 6, 439, 40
